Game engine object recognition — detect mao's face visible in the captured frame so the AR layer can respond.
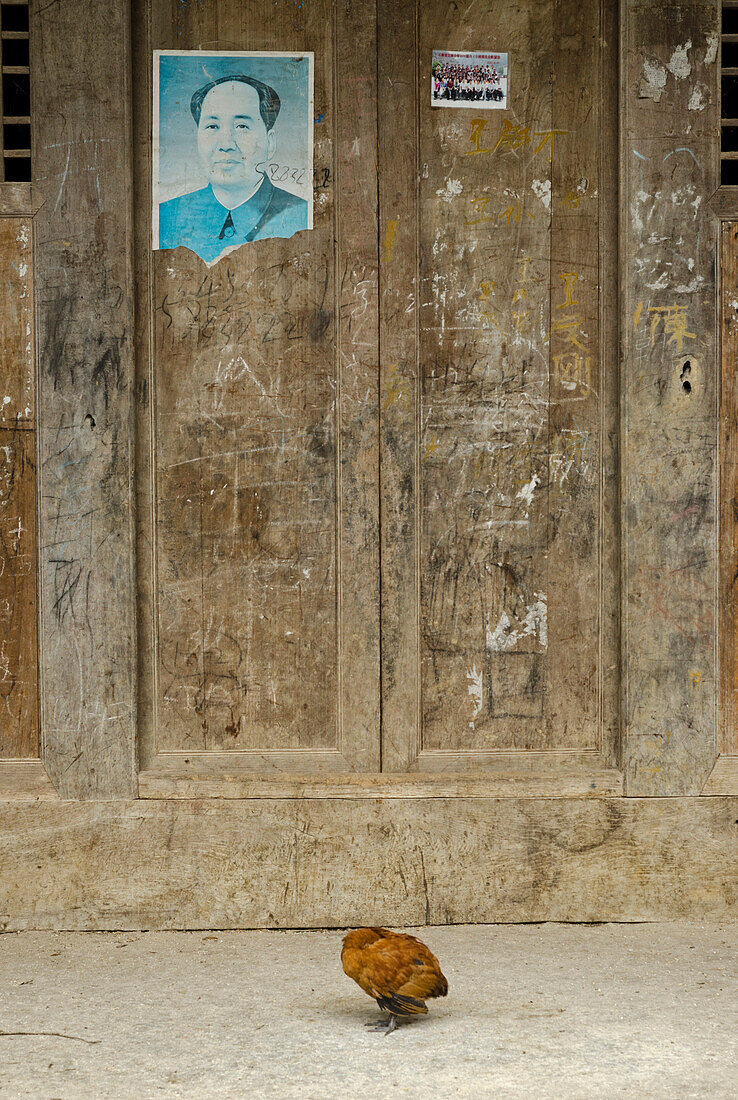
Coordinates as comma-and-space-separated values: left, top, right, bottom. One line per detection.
197, 81, 275, 190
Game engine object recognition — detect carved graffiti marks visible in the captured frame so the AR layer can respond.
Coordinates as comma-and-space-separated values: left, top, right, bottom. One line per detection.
416, 0, 556, 752
0, 431, 38, 758
542, 0, 604, 749
0, 218, 38, 760
153, 247, 339, 753
375, 0, 615, 767
623, 2, 719, 794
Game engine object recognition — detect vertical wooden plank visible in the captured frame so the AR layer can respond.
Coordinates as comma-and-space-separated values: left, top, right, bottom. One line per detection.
377, 0, 419, 770
622, 0, 720, 794
0, 428, 38, 758
31, 0, 137, 796
721, 221, 738, 756
334, 0, 382, 768
0, 217, 34, 427
136, 0, 379, 774
0, 215, 38, 759
547, 0, 602, 750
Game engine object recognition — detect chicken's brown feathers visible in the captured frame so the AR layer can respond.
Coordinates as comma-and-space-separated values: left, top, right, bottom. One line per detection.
341, 928, 448, 1016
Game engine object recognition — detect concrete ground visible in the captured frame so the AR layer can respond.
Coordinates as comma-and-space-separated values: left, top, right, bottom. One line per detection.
0, 924, 735, 1099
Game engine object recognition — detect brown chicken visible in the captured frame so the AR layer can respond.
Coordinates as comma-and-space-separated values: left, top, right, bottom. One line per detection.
341, 927, 448, 1035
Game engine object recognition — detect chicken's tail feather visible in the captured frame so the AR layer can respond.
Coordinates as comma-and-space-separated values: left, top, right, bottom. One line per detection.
377, 993, 428, 1017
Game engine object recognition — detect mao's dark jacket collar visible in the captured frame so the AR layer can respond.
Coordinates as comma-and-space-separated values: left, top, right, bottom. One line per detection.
157, 175, 309, 263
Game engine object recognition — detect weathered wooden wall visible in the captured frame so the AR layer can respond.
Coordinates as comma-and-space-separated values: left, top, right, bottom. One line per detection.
377, 0, 619, 784
621, 0, 721, 795
0, 0, 732, 929
135, 0, 380, 779
0, 215, 38, 759
31, 0, 137, 797
1, 796, 736, 929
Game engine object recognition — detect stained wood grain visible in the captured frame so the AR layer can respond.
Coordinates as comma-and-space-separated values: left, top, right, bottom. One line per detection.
1, 796, 735, 929
0, 215, 37, 760
31, 0, 137, 797
136, 0, 380, 775
721, 222, 738, 760
0, 218, 34, 427
0, 429, 38, 758
621, 0, 720, 794
378, 0, 618, 779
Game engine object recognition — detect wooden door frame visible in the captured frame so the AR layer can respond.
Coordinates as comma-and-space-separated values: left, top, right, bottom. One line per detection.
704, 201, 738, 794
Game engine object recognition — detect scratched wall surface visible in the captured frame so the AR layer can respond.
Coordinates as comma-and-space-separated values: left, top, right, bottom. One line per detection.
379, 0, 618, 772
0, 218, 38, 759
137, 0, 380, 771
622, 0, 720, 794
32, 0, 137, 797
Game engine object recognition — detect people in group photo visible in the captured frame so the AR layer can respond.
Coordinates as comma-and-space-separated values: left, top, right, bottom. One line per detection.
432, 60, 504, 103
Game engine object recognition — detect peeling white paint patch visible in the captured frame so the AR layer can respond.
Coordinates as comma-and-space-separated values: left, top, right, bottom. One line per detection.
646, 271, 670, 291
436, 178, 463, 203
466, 665, 484, 727
531, 178, 551, 210
16, 224, 29, 245
432, 227, 448, 257
688, 84, 709, 111
516, 473, 540, 509
639, 58, 667, 102
666, 40, 692, 80
675, 275, 705, 293
704, 31, 719, 66
486, 594, 548, 654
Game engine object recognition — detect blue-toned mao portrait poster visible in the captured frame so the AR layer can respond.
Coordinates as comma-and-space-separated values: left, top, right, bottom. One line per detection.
153, 51, 314, 264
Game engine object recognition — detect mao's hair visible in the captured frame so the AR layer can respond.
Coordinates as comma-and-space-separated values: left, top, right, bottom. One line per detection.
190, 75, 281, 131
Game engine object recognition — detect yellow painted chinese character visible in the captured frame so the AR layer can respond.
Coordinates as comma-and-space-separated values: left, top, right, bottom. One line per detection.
465, 118, 493, 155
424, 435, 440, 459
533, 129, 568, 158
499, 200, 534, 225
549, 314, 587, 350
383, 219, 398, 263
512, 259, 533, 302
554, 353, 592, 390
512, 310, 530, 332
558, 272, 579, 309
466, 195, 494, 224
689, 669, 702, 690
492, 119, 531, 154
648, 304, 696, 354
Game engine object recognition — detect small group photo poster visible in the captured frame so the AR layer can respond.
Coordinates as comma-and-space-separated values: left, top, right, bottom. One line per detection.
153, 50, 314, 264
431, 50, 508, 109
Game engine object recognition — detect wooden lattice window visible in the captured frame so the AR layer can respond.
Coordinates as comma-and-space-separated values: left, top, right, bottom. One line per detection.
0, 0, 30, 183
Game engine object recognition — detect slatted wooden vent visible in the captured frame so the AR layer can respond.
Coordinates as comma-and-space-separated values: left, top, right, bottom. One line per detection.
722, 2, 738, 183
0, 0, 30, 183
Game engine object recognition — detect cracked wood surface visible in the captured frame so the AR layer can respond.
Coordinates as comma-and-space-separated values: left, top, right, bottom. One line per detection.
0, 218, 38, 760
621, 1, 721, 794
378, 0, 618, 776
0, 796, 736, 928
31, 0, 137, 797
135, 0, 380, 773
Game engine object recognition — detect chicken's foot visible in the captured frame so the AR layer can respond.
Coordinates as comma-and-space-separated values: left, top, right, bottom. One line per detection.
365, 1014, 399, 1036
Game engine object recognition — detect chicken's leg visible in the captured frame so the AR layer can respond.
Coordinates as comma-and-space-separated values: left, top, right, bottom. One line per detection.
365, 1013, 400, 1035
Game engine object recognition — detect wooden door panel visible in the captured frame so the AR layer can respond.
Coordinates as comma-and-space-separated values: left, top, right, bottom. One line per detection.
0, 216, 37, 761
379, 0, 619, 781
135, 0, 380, 777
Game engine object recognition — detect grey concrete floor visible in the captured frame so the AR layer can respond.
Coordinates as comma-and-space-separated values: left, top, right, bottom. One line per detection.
0, 924, 736, 1099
